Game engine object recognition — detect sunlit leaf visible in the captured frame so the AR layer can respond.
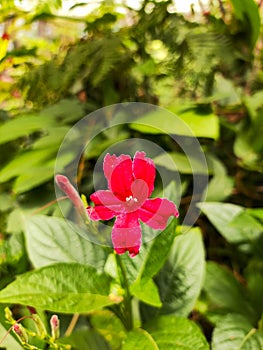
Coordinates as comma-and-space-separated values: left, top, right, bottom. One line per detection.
145, 315, 210, 350
0, 263, 121, 313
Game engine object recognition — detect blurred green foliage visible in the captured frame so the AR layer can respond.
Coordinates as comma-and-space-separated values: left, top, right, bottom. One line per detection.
0, 0, 263, 349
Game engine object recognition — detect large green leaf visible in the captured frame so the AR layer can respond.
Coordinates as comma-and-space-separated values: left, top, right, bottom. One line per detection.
155, 227, 205, 316
132, 219, 177, 287
0, 149, 55, 183
205, 155, 234, 201
129, 219, 177, 306
123, 328, 159, 350
0, 263, 121, 313
204, 262, 257, 324
24, 215, 106, 270
212, 313, 263, 350
154, 152, 210, 175
130, 105, 219, 139
0, 115, 55, 145
198, 202, 263, 245
61, 328, 111, 350
145, 315, 209, 350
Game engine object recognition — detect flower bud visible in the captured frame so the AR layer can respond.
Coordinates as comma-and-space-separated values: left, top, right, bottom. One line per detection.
32, 314, 47, 338
50, 314, 60, 339
12, 323, 28, 344
55, 175, 88, 220
4, 307, 13, 323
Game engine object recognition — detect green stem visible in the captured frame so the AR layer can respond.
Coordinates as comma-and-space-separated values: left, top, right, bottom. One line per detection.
115, 254, 134, 331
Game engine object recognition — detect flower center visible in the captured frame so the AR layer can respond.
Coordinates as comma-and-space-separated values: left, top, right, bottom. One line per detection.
125, 195, 138, 205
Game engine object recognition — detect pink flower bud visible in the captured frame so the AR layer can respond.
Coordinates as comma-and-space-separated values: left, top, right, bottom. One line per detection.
12, 323, 28, 344
50, 314, 60, 339
55, 175, 88, 220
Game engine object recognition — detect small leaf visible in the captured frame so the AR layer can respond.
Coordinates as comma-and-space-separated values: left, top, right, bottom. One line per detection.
145, 315, 209, 350
24, 215, 107, 270
123, 328, 159, 350
0, 263, 121, 313
131, 279, 162, 307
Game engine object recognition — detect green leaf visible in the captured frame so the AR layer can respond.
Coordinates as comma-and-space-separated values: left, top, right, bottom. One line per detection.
199, 202, 263, 246
61, 328, 111, 350
245, 261, 263, 318
145, 315, 209, 350
155, 227, 205, 316
154, 152, 210, 175
39, 98, 85, 123
212, 313, 263, 350
13, 166, 55, 193
0, 263, 121, 313
133, 219, 177, 285
230, 0, 260, 48
205, 155, 234, 201
130, 105, 219, 139
90, 309, 126, 349
131, 279, 162, 308
204, 262, 257, 324
0, 115, 55, 145
0, 149, 55, 183
123, 328, 159, 350
24, 215, 106, 270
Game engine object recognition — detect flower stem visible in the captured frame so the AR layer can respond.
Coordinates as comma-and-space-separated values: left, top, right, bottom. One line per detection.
115, 254, 133, 331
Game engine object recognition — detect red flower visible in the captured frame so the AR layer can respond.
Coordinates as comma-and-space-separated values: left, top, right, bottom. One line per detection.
87, 152, 179, 257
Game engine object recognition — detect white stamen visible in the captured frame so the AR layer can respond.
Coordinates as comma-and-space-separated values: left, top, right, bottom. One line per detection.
126, 195, 138, 203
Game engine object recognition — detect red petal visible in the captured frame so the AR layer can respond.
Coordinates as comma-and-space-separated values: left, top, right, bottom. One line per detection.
103, 153, 133, 201
138, 198, 179, 229
112, 213, 141, 257
133, 151, 155, 196
87, 190, 124, 220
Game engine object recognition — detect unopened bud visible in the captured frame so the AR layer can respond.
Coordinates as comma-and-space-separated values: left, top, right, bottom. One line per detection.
50, 314, 60, 339
32, 314, 47, 338
4, 307, 13, 323
55, 175, 88, 220
12, 323, 28, 344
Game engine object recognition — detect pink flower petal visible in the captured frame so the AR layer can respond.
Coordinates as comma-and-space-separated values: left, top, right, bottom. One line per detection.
87, 190, 124, 220
103, 153, 133, 201
133, 151, 156, 197
138, 198, 179, 229
112, 213, 141, 257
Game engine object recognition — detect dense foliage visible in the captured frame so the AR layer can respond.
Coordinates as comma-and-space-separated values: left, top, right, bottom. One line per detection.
0, 0, 263, 349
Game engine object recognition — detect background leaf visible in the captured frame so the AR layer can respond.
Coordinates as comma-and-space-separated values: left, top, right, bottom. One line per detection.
204, 262, 257, 324
212, 313, 263, 350
145, 315, 210, 350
